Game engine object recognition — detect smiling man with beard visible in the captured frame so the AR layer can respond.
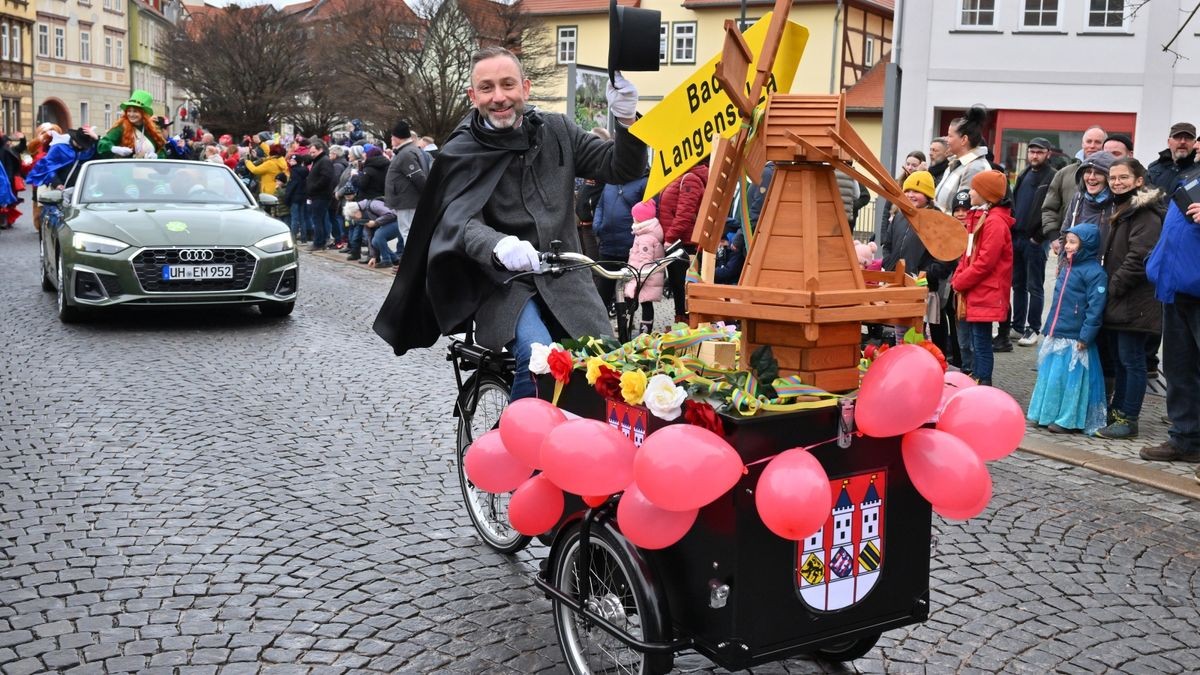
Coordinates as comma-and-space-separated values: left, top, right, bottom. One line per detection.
374, 46, 647, 400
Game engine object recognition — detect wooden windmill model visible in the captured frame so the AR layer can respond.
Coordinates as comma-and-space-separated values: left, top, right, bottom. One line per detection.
686, 0, 967, 393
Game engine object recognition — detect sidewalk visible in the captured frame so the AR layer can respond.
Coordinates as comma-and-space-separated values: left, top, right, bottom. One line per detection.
310, 247, 1199, 500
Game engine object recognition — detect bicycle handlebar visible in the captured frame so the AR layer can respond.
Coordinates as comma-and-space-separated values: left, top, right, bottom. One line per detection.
536, 239, 688, 281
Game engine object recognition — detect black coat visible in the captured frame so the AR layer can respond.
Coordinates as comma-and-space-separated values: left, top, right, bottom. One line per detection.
359, 155, 389, 200
1102, 187, 1165, 334
306, 152, 337, 200
373, 109, 646, 355
284, 165, 309, 205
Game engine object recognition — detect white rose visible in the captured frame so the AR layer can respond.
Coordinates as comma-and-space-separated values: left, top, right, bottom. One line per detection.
528, 342, 552, 375
643, 373, 687, 421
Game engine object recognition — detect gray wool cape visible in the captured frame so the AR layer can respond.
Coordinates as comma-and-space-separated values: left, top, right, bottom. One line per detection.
373, 109, 647, 355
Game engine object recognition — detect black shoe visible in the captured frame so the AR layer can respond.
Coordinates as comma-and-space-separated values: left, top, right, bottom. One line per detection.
346, 252, 360, 261
307, 244, 326, 252
992, 340, 1014, 353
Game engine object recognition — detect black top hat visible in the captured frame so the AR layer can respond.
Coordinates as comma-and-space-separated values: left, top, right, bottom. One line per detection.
67, 128, 96, 150
609, 0, 661, 83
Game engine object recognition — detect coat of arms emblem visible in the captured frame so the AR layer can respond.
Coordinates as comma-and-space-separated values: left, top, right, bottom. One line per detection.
796, 471, 885, 611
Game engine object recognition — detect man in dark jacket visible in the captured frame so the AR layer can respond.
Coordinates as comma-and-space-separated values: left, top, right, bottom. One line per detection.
373, 46, 645, 400
1005, 138, 1057, 347
1147, 122, 1196, 196
305, 139, 338, 250
385, 119, 427, 257
927, 137, 949, 185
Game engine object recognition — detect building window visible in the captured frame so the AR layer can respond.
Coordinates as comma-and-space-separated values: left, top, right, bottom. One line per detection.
1087, 0, 1125, 28
659, 23, 667, 64
672, 22, 696, 64
104, 35, 111, 65
959, 0, 997, 27
2, 24, 9, 61
80, 31, 90, 63
53, 26, 64, 60
864, 36, 875, 66
103, 103, 111, 128
37, 24, 47, 58
1023, 0, 1059, 27
116, 38, 123, 65
736, 17, 760, 31
556, 26, 575, 64
12, 24, 20, 62
80, 101, 89, 127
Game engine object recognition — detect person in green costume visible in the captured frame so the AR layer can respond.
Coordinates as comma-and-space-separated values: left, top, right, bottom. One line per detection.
97, 90, 167, 159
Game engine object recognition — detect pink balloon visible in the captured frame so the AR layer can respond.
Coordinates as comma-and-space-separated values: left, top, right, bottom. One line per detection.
499, 398, 566, 469
617, 483, 698, 550
635, 425, 742, 512
755, 448, 832, 541
582, 495, 609, 508
463, 429, 533, 494
943, 371, 978, 390
856, 345, 944, 438
540, 419, 636, 496
932, 470, 993, 520
508, 474, 564, 536
937, 386, 1026, 461
902, 428, 991, 512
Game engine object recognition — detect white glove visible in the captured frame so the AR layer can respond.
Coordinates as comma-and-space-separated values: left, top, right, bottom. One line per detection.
606, 72, 638, 120
110, 146, 133, 157
493, 235, 541, 273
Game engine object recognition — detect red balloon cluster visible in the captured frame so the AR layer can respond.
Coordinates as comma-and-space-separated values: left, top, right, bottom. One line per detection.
855, 346, 1025, 520
463, 398, 745, 549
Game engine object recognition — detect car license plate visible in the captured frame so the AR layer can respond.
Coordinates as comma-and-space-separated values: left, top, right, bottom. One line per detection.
161, 264, 234, 281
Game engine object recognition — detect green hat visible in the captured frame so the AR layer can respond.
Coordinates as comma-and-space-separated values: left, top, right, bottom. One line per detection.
119, 89, 154, 114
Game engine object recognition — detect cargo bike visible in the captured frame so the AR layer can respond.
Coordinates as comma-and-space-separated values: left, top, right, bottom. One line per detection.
448, 246, 933, 674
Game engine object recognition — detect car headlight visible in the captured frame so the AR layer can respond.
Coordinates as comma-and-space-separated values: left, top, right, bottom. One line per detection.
254, 232, 294, 253
71, 232, 129, 255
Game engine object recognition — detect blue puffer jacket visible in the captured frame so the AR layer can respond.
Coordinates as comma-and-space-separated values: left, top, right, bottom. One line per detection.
593, 176, 646, 257
1044, 222, 1108, 345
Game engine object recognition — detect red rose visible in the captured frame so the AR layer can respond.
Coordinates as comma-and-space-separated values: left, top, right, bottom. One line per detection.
683, 399, 724, 437
595, 367, 622, 400
547, 348, 574, 383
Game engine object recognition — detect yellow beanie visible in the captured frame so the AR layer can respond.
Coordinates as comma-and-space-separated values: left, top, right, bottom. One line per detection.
902, 170, 935, 200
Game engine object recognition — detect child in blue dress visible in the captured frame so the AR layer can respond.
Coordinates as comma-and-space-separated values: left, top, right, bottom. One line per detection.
1027, 222, 1109, 434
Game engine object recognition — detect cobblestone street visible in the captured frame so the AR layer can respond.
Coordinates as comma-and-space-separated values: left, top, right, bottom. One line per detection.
2, 222, 1199, 674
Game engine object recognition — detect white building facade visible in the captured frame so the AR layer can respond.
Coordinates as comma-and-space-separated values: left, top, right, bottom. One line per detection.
34, 0, 130, 130
894, 0, 1200, 176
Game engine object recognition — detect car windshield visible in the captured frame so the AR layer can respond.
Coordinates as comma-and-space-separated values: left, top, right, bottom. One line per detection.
77, 161, 253, 206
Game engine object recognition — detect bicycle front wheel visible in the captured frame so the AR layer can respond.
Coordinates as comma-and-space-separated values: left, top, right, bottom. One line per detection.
456, 372, 531, 554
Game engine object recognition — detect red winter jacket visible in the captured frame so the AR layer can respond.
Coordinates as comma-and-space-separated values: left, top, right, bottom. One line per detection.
659, 163, 709, 245
951, 205, 1014, 322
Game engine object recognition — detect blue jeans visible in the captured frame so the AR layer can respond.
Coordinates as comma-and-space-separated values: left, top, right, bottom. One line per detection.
956, 307, 975, 374
967, 321, 994, 382
289, 202, 309, 240
327, 206, 343, 243
308, 198, 330, 247
371, 222, 401, 264
347, 220, 365, 252
1107, 329, 1148, 420
507, 298, 554, 401
1164, 299, 1200, 452
1011, 239, 1049, 334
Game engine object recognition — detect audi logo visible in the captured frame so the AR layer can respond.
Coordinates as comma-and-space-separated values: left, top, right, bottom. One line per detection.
178, 249, 214, 262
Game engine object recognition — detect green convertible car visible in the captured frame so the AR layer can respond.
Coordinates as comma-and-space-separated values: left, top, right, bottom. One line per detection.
39, 159, 299, 323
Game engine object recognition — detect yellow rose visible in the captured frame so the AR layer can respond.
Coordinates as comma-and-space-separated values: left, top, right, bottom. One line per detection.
585, 357, 607, 385
619, 369, 648, 405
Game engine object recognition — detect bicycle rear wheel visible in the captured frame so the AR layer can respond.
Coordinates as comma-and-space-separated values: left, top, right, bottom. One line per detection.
551, 521, 671, 675
456, 372, 531, 554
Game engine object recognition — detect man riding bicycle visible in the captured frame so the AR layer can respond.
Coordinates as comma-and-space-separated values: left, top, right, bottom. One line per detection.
374, 46, 647, 399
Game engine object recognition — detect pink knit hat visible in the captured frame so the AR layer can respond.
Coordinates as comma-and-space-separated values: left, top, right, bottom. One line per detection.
631, 199, 656, 222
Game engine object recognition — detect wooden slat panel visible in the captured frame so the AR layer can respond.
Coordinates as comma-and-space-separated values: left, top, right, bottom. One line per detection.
795, 367, 861, 393
814, 287, 928, 305
800, 170, 820, 290
753, 320, 861, 347
800, 344, 861, 371
760, 234, 856, 272
689, 298, 808, 323
814, 302, 925, 323
759, 268, 859, 290
687, 283, 813, 307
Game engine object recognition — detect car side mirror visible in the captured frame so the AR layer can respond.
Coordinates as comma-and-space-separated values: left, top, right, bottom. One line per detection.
258, 193, 279, 207
38, 189, 62, 205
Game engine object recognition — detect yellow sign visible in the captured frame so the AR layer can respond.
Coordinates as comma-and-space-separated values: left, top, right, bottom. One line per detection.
631, 14, 809, 199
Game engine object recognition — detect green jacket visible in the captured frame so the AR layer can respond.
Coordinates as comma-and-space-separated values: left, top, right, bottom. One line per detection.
96, 124, 166, 159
